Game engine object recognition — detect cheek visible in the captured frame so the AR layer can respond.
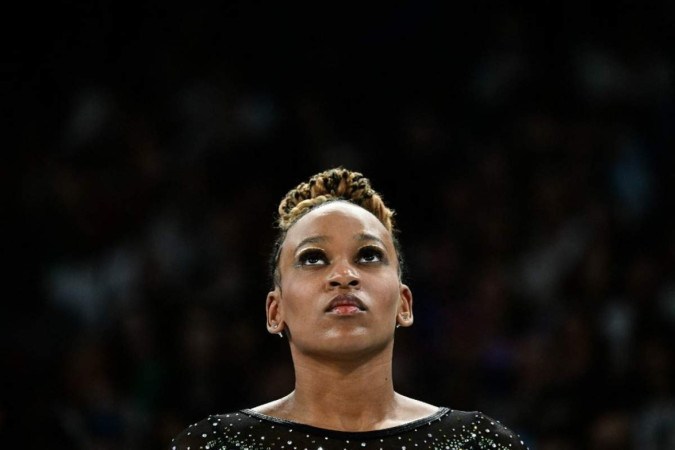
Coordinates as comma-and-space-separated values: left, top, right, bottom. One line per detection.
280, 278, 317, 317
372, 276, 403, 309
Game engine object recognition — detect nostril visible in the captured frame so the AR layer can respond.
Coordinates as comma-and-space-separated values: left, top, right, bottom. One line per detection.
328, 278, 360, 288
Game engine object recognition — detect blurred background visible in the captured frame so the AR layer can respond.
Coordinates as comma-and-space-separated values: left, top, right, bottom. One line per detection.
6, 1, 675, 449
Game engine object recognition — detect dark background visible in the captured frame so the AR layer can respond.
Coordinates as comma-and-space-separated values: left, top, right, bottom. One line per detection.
6, 2, 675, 449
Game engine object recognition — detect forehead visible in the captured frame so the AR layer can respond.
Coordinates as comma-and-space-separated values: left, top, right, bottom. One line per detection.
284, 201, 391, 247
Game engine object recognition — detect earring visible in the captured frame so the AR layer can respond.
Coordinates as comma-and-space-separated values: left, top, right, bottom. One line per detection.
277, 331, 284, 338
396, 324, 401, 329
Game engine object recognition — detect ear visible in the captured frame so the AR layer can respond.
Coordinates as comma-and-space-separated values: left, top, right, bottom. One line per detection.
266, 288, 285, 334
396, 283, 414, 327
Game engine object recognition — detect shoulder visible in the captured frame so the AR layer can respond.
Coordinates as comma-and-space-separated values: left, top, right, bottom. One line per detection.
438, 409, 529, 450
169, 411, 259, 450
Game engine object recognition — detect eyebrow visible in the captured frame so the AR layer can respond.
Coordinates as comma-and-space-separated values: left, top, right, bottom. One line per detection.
294, 235, 328, 251
355, 232, 386, 247
294, 233, 386, 252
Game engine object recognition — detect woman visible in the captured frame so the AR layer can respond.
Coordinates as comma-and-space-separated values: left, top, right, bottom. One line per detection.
171, 167, 528, 450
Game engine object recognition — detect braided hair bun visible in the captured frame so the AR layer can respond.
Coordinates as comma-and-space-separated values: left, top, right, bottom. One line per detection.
276, 167, 395, 232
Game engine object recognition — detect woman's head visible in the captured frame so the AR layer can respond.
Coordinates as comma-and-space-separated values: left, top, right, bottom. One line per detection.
265, 167, 413, 355
270, 167, 402, 286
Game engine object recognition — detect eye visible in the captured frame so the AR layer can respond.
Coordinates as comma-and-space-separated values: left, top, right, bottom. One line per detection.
297, 249, 328, 266
357, 246, 385, 264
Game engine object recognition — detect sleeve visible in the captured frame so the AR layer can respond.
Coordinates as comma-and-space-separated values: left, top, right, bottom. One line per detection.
169, 416, 219, 450
470, 411, 529, 450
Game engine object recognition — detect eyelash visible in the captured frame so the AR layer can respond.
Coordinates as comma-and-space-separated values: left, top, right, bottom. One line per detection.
358, 246, 385, 263
297, 249, 327, 266
297, 246, 386, 266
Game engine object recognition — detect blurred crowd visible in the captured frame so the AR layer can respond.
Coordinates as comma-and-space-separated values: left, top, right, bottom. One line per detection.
7, 2, 675, 449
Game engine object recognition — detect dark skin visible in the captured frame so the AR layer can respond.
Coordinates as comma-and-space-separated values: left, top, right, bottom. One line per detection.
253, 202, 438, 431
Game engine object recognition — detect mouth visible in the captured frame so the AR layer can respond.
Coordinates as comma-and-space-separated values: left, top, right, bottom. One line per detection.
325, 294, 367, 315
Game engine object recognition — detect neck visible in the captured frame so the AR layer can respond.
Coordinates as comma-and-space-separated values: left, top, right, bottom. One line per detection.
282, 346, 399, 430
251, 343, 440, 431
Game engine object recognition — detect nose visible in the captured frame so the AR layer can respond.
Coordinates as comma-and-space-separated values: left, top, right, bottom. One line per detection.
327, 259, 360, 289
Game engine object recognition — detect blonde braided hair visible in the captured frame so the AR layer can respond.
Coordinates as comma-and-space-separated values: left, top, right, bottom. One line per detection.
277, 167, 395, 232
270, 167, 402, 285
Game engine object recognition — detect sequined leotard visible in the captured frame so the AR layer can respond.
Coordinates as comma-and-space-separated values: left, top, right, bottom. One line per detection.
170, 408, 529, 450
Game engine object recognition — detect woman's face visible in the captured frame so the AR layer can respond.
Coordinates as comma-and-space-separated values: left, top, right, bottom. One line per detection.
266, 201, 413, 359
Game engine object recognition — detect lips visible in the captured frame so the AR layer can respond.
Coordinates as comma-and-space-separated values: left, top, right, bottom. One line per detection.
325, 294, 367, 314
